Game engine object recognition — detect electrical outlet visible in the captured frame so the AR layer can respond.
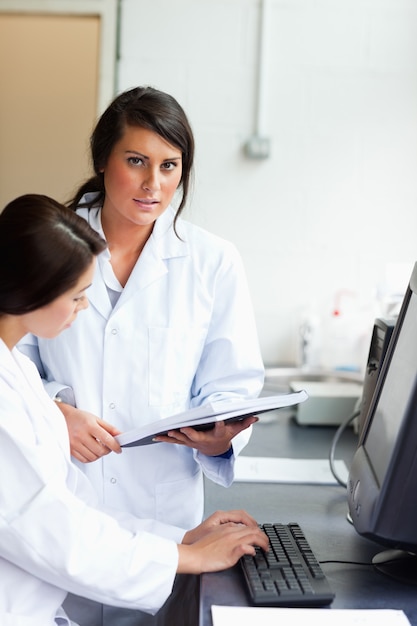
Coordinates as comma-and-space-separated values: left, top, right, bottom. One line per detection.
245, 135, 270, 159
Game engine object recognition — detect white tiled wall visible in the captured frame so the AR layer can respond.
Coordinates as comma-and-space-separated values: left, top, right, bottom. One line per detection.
117, 0, 417, 368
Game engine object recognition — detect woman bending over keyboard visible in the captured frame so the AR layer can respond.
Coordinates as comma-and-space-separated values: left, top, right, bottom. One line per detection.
0, 194, 268, 626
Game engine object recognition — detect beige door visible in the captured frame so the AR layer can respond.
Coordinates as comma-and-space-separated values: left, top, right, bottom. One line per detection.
0, 13, 100, 208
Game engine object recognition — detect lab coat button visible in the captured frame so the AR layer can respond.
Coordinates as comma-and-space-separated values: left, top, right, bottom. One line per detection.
109, 402, 116, 409
111, 328, 118, 335
110, 477, 117, 484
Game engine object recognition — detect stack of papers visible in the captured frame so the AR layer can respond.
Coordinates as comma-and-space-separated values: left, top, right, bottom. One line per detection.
234, 456, 348, 485
211, 606, 411, 625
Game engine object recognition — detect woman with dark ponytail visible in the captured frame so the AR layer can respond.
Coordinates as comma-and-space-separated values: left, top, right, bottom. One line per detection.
19, 86, 265, 625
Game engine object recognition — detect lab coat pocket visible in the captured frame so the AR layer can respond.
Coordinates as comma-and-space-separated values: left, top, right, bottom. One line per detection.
155, 468, 204, 528
148, 327, 205, 407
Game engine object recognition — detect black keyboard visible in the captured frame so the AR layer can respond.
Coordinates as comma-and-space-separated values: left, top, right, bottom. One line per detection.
240, 522, 335, 607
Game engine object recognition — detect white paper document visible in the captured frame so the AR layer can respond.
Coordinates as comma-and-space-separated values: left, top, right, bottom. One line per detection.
211, 606, 411, 626
116, 390, 308, 447
234, 456, 348, 485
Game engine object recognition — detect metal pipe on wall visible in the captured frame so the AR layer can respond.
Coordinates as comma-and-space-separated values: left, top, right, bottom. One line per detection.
245, 0, 271, 159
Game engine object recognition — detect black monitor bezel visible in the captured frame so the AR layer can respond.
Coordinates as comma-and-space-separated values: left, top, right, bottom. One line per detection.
348, 262, 417, 554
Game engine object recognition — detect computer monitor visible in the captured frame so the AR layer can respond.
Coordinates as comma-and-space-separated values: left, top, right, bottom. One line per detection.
347, 261, 417, 583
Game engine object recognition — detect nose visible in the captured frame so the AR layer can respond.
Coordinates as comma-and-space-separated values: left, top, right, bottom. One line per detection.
142, 167, 161, 192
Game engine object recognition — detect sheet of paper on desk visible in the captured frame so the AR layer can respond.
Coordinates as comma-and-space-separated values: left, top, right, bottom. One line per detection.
234, 456, 348, 485
211, 606, 411, 626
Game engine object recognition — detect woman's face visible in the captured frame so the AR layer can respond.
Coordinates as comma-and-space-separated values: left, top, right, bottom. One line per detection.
21, 260, 95, 339
101, 125, 183, 230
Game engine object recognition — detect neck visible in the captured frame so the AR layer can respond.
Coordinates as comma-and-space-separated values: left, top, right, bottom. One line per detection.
100, 205, 154, 251
0, 316, 24, 351
100, 208, 154, 287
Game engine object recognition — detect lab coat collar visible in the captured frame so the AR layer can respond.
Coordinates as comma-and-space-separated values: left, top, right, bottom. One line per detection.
0, 341, 33, 386
74, 207, 112, 319
79, 203, 190, 318
149, 205, 190, 258
114, 206, 189, 308
0, 339, 19, 378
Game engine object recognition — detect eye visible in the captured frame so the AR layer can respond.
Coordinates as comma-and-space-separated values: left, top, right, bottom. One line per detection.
161, 161, 177, 171
127, 156, 144, 166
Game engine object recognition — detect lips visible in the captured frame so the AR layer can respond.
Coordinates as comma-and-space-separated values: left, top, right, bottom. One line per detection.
134, 198, 159, 207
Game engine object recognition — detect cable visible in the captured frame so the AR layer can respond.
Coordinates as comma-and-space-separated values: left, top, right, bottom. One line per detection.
320, 559, 372, 567
328, 408, 360, 488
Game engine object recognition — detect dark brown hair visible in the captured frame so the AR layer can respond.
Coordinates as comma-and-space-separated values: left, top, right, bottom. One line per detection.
0, 194, 107, 314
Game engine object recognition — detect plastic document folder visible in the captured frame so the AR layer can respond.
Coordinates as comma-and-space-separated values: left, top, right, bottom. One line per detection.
116, 390, 308, 447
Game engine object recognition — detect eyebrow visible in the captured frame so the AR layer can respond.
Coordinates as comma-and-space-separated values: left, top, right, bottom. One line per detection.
125, 150, 182, 162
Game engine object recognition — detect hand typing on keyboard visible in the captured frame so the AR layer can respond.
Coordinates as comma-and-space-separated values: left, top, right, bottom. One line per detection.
178, 509, 269, 575
240, 523, 335, 607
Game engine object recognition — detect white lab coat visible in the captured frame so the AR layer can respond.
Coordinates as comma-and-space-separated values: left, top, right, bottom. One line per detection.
0, 340, 185, 626
20, 198, 264, 529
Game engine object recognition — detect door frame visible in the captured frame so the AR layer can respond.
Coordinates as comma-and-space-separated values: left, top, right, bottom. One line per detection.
0, 0, 118, 113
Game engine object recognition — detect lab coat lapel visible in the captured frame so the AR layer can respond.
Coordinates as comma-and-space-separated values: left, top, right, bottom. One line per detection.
125, 237, 167, 293
77, 205, 114, 320
86, 256, 113, 320
115, 208, 189, 307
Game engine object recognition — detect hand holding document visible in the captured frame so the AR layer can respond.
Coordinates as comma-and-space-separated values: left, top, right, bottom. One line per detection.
116, 390, 308, 447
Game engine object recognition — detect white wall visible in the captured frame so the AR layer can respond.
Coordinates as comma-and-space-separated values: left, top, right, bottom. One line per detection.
117, 0, 417, 368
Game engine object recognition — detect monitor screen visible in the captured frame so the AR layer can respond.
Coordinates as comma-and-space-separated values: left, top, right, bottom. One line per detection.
348, 262, 417, 579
